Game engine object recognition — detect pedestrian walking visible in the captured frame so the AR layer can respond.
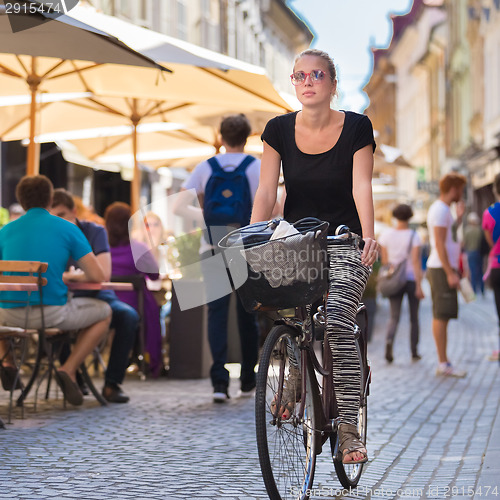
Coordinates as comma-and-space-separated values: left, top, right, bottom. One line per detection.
250, 48, 377, 464
482, 172, 500, 362
379, 204, 424, 363
426, 172, 467, 377
178, 113, 261, 403
463, 212, 485, 296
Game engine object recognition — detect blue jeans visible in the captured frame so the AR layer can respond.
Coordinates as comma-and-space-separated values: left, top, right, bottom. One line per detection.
201, 251, 259, 389
467, 250, 484, 295
104, 296, 139, 385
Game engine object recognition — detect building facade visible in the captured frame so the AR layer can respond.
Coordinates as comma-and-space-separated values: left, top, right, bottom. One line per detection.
0, 0, 312, 214
85, 0, 312, 95
470, 0, 500, 212
364, 0, 500, 217
364, 0, 447, 222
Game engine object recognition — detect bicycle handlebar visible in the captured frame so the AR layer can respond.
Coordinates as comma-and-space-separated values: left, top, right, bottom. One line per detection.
327, 225, 365, 250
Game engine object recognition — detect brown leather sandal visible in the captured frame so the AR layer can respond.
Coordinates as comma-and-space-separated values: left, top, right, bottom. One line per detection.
270, 365, 301, 419
338, 423, 368, 464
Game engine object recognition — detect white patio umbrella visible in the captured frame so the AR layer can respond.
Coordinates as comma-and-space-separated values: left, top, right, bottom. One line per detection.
0, 5, 292, 210
26, 107, 277, 172
0, 95, 289, 210
69, 4, 291, 112
0, 2, 169, 174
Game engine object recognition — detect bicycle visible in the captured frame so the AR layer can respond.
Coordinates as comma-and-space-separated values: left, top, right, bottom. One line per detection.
219, 218, 371, 500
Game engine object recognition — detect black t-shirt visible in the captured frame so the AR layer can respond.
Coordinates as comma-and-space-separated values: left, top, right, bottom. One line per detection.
261, 110, 376, 236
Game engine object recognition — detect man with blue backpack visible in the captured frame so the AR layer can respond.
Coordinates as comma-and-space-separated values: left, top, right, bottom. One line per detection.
182, 114, 261, 402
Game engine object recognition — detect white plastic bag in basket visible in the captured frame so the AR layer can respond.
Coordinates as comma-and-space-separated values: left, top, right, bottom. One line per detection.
270, 220, 299, 240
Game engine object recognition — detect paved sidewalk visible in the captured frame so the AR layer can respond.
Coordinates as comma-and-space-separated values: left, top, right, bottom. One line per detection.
0, 284, 499, 499
320, 285, 500, 500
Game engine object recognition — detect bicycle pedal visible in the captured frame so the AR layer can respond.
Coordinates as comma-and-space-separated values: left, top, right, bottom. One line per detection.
323, 419, 337, 433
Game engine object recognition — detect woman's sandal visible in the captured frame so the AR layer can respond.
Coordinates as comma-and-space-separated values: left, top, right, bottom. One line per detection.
270, 398, 296, 420
270, 365, 301, 420
338, 423, 368, 464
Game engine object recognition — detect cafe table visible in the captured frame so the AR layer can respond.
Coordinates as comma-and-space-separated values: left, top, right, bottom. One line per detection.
66, 281, 134, 292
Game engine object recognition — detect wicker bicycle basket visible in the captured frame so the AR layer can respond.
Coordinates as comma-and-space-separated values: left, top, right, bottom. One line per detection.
218, 217, 329, 312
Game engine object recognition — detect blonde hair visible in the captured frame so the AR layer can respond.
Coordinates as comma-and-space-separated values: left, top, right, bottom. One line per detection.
294, 49, 337, 83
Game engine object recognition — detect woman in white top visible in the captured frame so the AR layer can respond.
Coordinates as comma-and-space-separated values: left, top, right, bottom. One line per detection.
379, 204, 424, 363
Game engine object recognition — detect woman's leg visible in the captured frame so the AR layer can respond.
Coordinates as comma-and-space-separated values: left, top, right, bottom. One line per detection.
406, 281, 421, 357
385, 288, 405, 362
326, 243, 370, 427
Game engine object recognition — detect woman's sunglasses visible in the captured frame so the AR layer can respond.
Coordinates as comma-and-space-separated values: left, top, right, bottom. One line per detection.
290, 69, 327, 86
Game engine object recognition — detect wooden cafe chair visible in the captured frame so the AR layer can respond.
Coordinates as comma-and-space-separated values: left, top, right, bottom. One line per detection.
0, 261, 47, 423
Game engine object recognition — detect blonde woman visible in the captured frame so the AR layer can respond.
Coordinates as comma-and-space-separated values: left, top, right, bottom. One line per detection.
251, 49, 377, 464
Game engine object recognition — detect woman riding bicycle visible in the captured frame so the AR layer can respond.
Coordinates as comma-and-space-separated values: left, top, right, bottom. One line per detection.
250, 49, 378, 465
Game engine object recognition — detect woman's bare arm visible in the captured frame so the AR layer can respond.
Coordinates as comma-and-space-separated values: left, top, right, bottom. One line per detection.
352, 144, 377, 265
250, 141, 281, 223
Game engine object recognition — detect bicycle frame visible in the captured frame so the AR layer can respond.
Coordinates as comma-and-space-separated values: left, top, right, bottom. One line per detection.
272, 302, 369, 454
254, 225, 371, 497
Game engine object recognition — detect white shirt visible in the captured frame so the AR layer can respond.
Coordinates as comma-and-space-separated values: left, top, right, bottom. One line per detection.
426, 199, 461, 269
182, 153, 261, 253
379, 228, 421, 280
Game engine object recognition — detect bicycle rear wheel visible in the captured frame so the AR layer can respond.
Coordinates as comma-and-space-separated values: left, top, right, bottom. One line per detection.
255, 324, 317, 500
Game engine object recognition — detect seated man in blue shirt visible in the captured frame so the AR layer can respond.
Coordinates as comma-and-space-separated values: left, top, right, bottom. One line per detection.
51, 189, 139, 404
0, 175, 111, 406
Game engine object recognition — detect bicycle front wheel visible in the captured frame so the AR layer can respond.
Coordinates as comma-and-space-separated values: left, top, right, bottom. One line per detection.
330, 334, 369, 489
255, 324, 317, 500
332, 401, 367, 488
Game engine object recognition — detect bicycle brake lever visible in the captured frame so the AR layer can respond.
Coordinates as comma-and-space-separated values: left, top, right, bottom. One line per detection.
268, 218, 282, 230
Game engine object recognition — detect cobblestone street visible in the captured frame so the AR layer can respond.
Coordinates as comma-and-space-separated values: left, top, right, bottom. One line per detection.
1, 284, 499, 500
